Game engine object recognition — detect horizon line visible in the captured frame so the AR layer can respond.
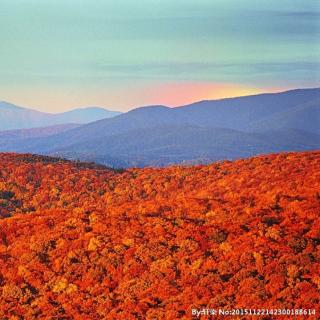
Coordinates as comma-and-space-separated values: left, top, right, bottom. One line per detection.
1, 86, 319, 114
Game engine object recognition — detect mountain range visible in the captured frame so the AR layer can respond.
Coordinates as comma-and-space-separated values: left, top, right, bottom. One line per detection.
0, 88, 319, 167
0, 101, 121, 130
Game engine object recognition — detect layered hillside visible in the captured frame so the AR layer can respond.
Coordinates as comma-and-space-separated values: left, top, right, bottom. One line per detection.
0, 152, 319, 319
0, 102, 121, 130
0, 88, 319, 167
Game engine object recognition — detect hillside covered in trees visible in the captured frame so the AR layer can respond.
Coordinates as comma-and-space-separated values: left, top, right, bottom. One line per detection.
0, 151, 319, 319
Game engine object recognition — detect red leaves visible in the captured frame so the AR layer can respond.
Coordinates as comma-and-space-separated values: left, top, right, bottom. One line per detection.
0, 151, 319, 318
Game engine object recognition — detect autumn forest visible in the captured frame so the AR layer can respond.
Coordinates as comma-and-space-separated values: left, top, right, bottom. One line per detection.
0, 152, 319, 319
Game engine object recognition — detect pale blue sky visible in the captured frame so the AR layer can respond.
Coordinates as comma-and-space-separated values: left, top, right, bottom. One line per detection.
0, 0, 319, 111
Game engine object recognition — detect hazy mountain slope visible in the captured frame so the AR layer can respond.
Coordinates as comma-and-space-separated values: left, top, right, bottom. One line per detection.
0, 124, 83, 155
172, 88, 320, 131
22, 88, 319, 151
0, 88, 319, 167
0, 123, 81, 139
247, 99, 320, 134
258, 128, 320, 149
42, 105, 178, 147
0, 105, 180, 153
46, 125, 271, 167
51, 107, 122, 124
0, 101, 121, 130
0, 102, 53, 130
38, 126, 320, 167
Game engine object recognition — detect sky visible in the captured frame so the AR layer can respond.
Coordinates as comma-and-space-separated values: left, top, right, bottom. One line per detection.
0, 0, 319, 112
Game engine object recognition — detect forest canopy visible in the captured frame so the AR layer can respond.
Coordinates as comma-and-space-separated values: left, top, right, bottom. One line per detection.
0, 152, 319, 319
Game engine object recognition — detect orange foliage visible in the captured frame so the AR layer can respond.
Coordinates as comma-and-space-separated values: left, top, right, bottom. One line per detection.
0, 152, 319, 319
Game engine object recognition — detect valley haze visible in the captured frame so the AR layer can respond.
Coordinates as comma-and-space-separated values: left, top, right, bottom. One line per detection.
0, 88, 319, 168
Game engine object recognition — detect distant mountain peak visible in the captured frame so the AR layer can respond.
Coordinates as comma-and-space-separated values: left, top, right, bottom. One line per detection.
80, 106, 110, 110
0, 101, 24, 110
0, 102, 122, 130
65, 106, 116, 111
128, 105, 170, 114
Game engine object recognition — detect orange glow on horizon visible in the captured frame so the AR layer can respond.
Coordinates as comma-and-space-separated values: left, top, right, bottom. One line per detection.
145, 82, 288, 107
1, 82, 290, 112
